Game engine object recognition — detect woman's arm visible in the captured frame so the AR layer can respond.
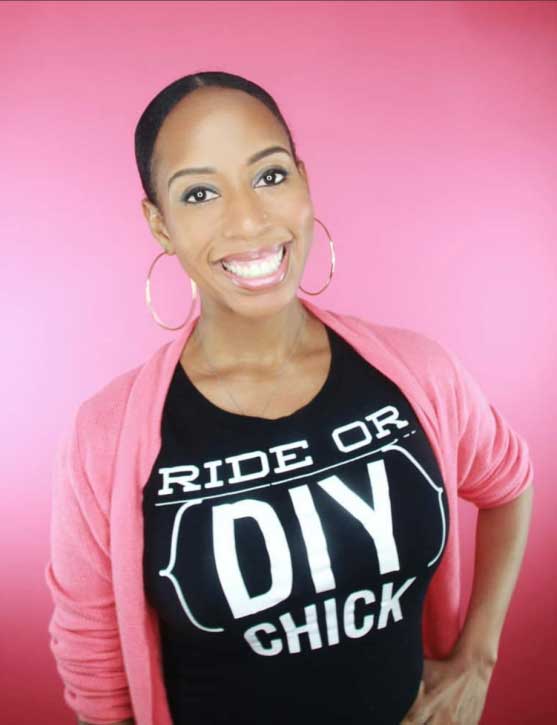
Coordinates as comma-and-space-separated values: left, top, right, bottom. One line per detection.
402, 484, 534, 723
45, 407, 135, 723
402, 340, 535, 723
452, 484, 534, 665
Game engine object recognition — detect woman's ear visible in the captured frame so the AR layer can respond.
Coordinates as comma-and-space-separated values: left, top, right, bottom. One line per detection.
141, 198, 174, 254
297, 159, 309, 187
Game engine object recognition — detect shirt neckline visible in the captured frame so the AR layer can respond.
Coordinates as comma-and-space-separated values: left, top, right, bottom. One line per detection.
171, 323, 342, 428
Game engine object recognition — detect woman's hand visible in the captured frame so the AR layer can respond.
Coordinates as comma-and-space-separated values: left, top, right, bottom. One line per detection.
400, 650, 496, 724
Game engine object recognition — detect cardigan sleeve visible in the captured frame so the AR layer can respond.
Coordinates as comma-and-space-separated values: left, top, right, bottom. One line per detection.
447, 347, 534, 509
44, 405, 135, 724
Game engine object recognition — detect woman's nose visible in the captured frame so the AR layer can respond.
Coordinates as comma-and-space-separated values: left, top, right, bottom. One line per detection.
224, 191, 269, 236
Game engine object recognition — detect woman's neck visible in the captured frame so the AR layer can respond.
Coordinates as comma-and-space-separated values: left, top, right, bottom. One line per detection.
188, 297, 311, 377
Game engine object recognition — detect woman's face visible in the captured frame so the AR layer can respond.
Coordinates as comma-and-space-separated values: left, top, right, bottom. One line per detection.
142, 86, 315, 318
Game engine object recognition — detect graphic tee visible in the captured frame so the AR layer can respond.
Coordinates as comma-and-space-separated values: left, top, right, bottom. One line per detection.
142, 323, 450, 724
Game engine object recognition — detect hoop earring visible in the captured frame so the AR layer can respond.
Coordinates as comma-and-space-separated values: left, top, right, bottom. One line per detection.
298, 216, 336, 296
145, 250, 198, 331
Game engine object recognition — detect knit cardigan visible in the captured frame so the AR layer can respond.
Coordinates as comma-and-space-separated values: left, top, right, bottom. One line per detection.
45, 297, 534, 725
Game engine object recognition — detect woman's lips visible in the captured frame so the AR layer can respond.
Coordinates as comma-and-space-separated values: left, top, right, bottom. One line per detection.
217, 240, 292, 265
218, 241, 291, 291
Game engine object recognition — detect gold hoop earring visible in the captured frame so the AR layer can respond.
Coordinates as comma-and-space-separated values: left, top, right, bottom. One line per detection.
145, 250, 198, 331
298, 217, 336, 296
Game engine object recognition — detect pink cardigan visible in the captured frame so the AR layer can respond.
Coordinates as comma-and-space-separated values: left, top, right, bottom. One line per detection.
45, 298, 534, 725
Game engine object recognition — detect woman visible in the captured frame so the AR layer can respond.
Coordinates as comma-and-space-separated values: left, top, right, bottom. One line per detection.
45, 71, 534, 725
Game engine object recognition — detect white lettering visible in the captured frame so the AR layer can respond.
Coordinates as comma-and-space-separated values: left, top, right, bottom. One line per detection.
226, 451, 270, 485
242, 581, 416, 656
203, 459, 225, 489
289, 485, 336, 593
212, 499, 292, 618
318, 461, 401, 574
344, 589, 376, 638
243, 622, 283, 656
365, 405, 409, 439
269, 439, 313, 473
332, 420, 373, 453
157, 465, 201, 496
279, 603, 322, 653
377, 578, 416, 629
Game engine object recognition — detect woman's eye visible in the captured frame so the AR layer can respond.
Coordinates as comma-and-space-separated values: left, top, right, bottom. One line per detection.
181, 167, 289, 205
182, 187, 219, 205
255, 167, 289, 188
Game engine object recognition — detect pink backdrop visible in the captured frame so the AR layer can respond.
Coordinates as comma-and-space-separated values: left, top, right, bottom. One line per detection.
2, 1, 555, 722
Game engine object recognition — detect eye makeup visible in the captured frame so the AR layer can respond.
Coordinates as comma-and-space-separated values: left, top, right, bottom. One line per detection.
180, 167, 289, 205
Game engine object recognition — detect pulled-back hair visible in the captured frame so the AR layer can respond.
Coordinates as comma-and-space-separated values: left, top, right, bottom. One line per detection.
134, 70, 300, 208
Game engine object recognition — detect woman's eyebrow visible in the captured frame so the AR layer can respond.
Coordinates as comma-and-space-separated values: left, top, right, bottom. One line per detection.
167, 145, 292, 189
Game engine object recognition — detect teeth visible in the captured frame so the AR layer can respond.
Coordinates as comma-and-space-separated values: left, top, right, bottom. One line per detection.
222, 245, 285, 278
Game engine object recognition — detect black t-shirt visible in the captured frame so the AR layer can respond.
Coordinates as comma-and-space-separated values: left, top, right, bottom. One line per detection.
142, 323, 450, 724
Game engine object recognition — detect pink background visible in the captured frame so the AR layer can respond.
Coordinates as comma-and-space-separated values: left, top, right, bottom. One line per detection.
2, 1, 555, 722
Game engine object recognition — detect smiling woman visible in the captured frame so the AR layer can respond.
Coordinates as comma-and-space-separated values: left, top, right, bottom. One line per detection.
135, 71, 321, 386
45, 69, 534, 725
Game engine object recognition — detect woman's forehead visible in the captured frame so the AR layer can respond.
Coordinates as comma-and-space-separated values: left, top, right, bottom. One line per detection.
153, 90, 288, 175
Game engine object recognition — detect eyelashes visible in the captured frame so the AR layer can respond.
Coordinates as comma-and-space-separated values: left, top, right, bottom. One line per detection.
180, 167, 289, 205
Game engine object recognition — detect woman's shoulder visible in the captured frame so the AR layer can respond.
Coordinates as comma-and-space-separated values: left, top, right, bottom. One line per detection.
78, 363, 143, 432
57, 354, 158, 510
329, 308, 458, 383
67, 339, 171, 472
77, 337, 175, 428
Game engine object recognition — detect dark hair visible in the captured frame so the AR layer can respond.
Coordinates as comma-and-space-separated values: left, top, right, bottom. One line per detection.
134, 70, 300, 209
